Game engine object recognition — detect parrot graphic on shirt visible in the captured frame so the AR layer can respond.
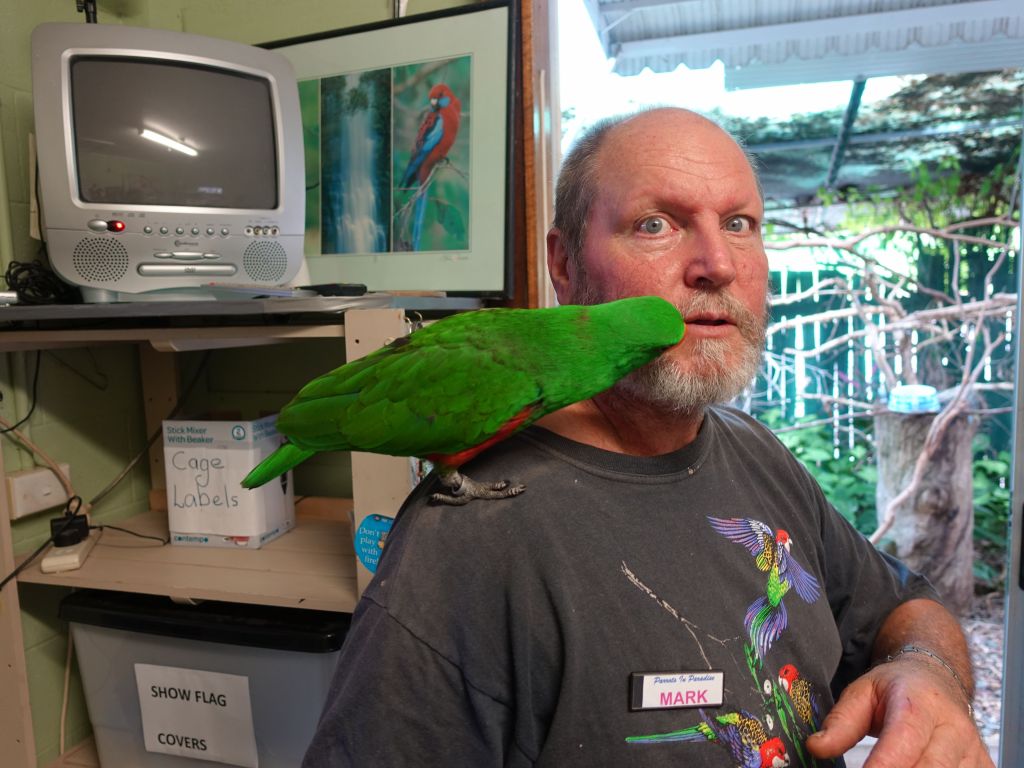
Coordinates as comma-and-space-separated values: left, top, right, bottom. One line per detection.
626, 709, 791, 768
707, 516, 821, 659
778, 663, 823, 733
241, 296, 685, 504
399, 83, 461, 249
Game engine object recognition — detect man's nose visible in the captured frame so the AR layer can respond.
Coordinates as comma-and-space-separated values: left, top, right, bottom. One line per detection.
682, 226, 737, 289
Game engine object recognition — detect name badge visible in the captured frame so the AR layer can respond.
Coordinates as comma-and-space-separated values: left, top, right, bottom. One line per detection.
629, 671, 725, 711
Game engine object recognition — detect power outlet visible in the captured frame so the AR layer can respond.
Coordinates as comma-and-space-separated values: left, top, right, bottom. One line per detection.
6, 464, 71, 520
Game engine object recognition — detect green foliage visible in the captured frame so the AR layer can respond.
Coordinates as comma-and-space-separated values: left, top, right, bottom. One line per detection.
756, 412, 1012, 593
756, 410, 878, 535
972, 435, 1012, 591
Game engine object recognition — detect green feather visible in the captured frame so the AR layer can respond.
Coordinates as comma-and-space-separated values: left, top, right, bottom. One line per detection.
242, 296, 685, 488
241, 443, 314, 489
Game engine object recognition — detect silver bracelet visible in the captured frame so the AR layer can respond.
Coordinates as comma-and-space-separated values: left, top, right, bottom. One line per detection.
886, 644, 975, 719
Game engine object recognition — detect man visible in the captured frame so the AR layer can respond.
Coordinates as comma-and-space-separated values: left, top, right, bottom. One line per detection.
303, 108, 992, 767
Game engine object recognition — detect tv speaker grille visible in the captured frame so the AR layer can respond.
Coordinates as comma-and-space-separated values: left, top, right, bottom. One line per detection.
243, 241, 288, 282
72, 238, 129, 283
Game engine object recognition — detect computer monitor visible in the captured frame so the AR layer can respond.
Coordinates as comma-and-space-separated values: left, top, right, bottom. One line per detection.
31, 22, 305, 302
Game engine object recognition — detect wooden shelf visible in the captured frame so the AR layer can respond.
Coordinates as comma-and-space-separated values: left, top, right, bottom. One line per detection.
46, 738, 98, 768
17, 499, 358, 613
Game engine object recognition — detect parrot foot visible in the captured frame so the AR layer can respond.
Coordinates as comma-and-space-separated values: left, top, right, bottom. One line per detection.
431, 471, 526, 506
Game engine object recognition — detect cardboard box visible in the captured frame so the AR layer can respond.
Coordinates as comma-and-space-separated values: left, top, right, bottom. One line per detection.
163, 415, 294, 548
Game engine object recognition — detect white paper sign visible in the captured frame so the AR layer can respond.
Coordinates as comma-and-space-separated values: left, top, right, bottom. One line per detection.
135, 663, 258, 767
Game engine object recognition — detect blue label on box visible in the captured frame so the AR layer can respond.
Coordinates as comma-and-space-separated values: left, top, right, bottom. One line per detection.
355, 515, 394, 573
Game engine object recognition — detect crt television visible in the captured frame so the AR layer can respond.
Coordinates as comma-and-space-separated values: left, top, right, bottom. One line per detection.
31, 22, 305, 302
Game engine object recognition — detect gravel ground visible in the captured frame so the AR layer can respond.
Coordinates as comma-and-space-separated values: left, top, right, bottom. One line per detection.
965, 592, 1005, 742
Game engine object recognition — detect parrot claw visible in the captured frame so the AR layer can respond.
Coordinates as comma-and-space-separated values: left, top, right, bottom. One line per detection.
431, 471, 526, 506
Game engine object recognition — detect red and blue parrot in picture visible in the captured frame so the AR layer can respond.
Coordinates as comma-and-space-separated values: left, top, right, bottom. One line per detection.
400, 83, 461, 250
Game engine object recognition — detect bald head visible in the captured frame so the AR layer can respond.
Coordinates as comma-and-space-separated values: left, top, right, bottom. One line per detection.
551, 108, 760, 268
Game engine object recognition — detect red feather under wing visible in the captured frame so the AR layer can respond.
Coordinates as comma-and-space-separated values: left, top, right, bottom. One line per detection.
427, 403, 538, 471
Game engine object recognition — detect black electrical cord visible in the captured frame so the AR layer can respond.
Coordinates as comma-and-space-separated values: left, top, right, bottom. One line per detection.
0, 497, 84, 590
0, 350, 41, 435
0, 349, 211, 587
76, 0, 97, 23
90, 524, 168, 546
4, 259, 81, 305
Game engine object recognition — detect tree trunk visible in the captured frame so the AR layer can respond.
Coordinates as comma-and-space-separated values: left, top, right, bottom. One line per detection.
874, 408, 978, 615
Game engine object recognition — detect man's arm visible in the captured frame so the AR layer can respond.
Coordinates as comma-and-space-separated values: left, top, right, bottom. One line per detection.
806, 597, 994, 767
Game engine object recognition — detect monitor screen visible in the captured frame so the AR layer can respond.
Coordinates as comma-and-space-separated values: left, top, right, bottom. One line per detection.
70, 57, 278, 209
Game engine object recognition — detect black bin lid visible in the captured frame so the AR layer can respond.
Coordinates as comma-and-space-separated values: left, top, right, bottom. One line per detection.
60, 589, 351, 654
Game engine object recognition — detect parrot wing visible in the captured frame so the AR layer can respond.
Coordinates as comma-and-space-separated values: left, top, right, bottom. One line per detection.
275, 326, 543, 461
778, 546, 821, 603
707, 516, 775, 571
401, 110, 443, 187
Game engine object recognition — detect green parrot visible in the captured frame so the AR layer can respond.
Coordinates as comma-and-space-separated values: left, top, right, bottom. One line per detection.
241, 296, 685, 504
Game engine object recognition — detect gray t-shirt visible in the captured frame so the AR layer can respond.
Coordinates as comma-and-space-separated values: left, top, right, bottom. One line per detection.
303, 407, 937, 767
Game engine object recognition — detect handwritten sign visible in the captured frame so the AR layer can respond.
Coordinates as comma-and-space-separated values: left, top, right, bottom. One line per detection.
135, 663, 258, 767
162, 416, 294, 547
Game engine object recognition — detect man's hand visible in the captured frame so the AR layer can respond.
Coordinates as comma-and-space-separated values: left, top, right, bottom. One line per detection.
806, 599, 994, 768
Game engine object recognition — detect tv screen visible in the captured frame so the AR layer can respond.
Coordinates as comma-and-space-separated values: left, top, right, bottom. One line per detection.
70, 57, 278, 209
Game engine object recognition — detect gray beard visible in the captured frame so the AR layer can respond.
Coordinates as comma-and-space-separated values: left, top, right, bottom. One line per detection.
569, 278, 768, 412
617, 333, 764, 412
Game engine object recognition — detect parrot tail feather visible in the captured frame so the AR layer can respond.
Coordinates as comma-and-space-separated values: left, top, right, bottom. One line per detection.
744, 595, 788, 660
241, 443, 314, 489
625, 722, 713, 744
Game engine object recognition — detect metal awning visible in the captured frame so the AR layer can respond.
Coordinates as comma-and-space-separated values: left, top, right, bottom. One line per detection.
584, 0, 1024, 88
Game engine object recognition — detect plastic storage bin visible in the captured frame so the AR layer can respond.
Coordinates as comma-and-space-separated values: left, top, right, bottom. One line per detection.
60, 589, 350, 768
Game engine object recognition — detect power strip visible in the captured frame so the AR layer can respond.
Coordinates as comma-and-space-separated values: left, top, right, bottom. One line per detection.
40, 532, 98, 573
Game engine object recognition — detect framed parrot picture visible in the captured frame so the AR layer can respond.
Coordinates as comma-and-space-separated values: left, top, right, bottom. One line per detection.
265, 1, 515, 298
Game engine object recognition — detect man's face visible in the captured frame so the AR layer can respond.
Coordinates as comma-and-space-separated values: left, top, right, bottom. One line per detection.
564, 111, 770, 410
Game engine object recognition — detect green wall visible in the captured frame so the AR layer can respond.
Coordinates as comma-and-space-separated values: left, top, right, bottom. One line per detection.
0, 0, 468, 763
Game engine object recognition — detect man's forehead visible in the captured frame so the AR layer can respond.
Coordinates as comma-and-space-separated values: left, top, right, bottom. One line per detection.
593, 131, 760, 208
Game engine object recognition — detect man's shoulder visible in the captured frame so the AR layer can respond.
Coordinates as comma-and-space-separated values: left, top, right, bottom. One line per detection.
707, 404, 781, 442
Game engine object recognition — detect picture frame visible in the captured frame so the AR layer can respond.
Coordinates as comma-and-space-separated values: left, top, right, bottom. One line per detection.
265, 1, 515, 298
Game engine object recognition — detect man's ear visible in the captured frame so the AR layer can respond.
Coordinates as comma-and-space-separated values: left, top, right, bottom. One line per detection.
546, 228, 573, 304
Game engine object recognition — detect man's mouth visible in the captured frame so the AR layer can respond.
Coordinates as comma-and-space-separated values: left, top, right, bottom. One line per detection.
687, 315, 731, 326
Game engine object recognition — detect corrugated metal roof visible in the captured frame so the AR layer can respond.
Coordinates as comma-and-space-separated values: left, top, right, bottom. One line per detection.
586, 0, 1024, 86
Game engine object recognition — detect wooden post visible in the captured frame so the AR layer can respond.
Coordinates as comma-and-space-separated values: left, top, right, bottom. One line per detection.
0, 448, 38, 768
874, 407, 978, 615
344, 309, 412, 596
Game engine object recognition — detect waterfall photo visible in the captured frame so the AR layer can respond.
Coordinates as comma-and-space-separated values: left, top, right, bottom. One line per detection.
318, 69, 393, 254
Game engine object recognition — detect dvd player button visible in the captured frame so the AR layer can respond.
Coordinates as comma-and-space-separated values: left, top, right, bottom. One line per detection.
87, 219, 107, 232
221, 228, 230, 236
159, 226, 169, 235
171, 252, 204, 260
138, 264, 237, 276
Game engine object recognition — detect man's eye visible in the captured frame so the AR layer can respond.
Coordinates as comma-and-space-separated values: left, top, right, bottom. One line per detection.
725, 216, 754, 233
639, 216, 669, 235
